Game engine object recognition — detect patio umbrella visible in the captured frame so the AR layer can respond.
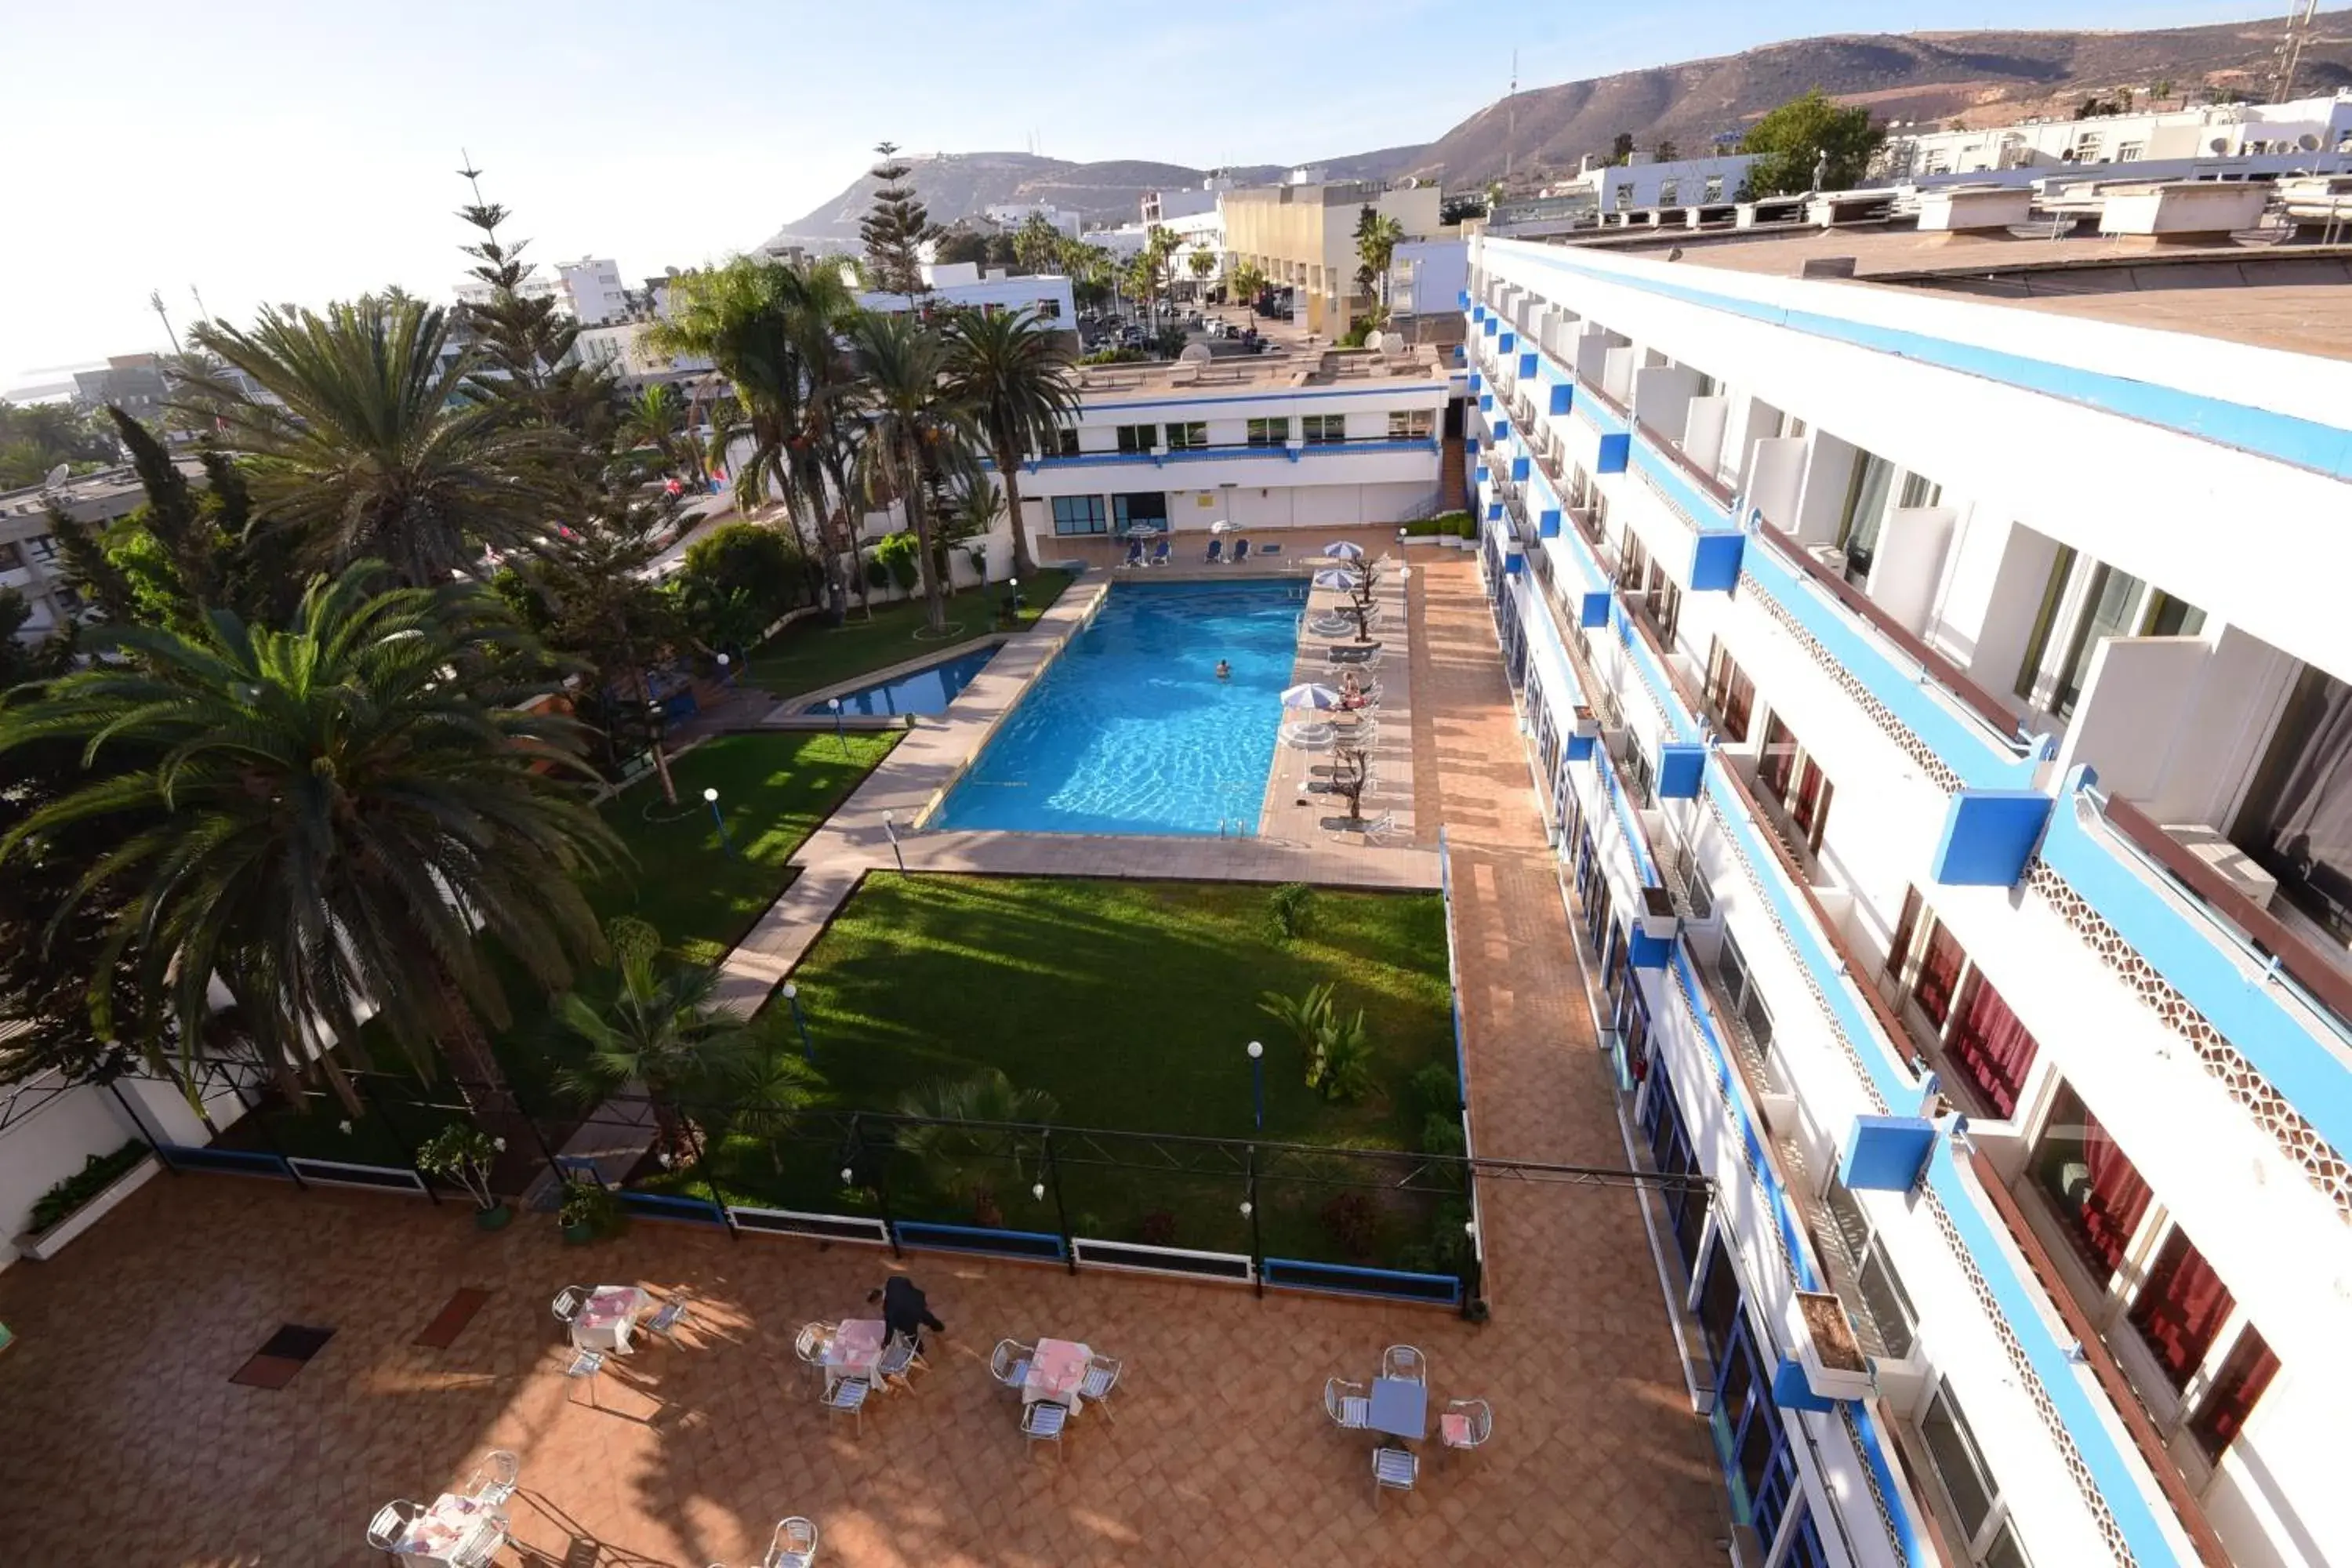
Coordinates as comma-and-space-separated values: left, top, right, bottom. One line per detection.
1281, 683, 1345, 710
1320, 540, 1366, 559
1124, 524, 1160, 539
1312, 568, 1359, 590
1210, 519, 1241, 534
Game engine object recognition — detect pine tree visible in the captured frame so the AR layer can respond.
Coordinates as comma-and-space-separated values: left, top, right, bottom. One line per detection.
861, 141, 935, 298
454, 158, 615, 445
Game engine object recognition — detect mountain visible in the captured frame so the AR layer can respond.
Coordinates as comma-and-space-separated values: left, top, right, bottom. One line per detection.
1386, 11, 2352, 188
764, 12, 2352, 246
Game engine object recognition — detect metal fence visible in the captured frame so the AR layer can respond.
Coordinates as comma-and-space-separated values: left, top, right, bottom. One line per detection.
97, 1059, 1708, 1319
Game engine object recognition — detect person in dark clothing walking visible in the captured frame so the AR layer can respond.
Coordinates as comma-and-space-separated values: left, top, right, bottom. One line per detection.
869, 1276, 946, 1351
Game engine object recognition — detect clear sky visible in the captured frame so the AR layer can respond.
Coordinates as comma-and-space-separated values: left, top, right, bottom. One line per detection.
0, 0, 2284, 385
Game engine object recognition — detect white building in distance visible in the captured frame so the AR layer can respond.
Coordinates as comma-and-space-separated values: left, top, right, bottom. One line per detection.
983, 202, 1083, 238
555, 256, 630, 325
1878, 90, 2352, 179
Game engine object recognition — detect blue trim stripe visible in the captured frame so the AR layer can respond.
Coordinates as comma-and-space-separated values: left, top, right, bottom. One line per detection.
1613, 607, 1703, 746
1739, 539, 2037, 791
1494, 243, 2352, 481
1575, 384, 1631, 437
1024, 437, 1439, 472
1592, 742, 1661, 886
1924, 1138, 2186, 1566
2042, 790, 2352, 1163
1630, 432, 1741, 534
1515, 573, 1583, 711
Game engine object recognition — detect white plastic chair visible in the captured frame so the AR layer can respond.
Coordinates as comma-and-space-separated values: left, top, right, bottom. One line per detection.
1021, 1397, 1067, 1460
1324, 1377, 1370, 1429
366, 1500, 423, 1555
824, 1375, 871, 1437
463, 1450, 519, 1506
1078, 1352, 1124, 1421
551, 1286, 591, 1327
765, 1515, 819, 1567
1372, 1444, 1419, 1504
1381, 1345, 1428, 1384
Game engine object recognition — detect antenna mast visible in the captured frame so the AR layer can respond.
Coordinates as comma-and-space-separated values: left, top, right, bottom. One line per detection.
1504, 49, 1519, 183
2272, 0, 2320, 103
148, 289, 182, 354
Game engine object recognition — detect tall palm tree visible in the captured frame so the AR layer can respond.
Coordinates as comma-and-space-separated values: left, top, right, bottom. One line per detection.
180, 296, 560, 587
618, 384, 702, 488
0, 562, 621, 1108
1353, 211, 1406, 328
846, 312, 975, 636
942, 307, 1081, 582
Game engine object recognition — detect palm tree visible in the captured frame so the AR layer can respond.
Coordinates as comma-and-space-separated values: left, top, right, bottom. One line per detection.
179, 296, 560, 587
942, 307, 1081, 582
1232, 260, 1267, 310
1186, 249, 1217, 299
552, 916, 813, 1156
0, 562, 621, 1109
619, 384, 702, 488
846, 312, 975, 636
1353, 211, 1406, 328
897, 1068, 1060, 1227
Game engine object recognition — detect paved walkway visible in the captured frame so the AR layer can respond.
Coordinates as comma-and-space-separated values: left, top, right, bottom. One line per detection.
1258, 555, 1414, 846
0, 557, 1726, 1568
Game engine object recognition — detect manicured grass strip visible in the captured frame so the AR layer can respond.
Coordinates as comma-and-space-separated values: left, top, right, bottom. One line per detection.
744, 569, 1073, 699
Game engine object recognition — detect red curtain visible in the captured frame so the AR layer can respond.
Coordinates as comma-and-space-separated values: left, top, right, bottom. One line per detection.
2070, 1101, 2153, 1279
1914, 924, 1967, 1028
1759, 716, 1797, 801
2128, 1229, 2235, 1391
2188, 1328, 2280, 1459
1947, 978, 2041, 1117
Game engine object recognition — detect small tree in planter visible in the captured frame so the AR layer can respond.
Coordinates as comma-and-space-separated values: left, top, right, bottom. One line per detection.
559, 1178, 622, 1244
417, 1123, 512, 1230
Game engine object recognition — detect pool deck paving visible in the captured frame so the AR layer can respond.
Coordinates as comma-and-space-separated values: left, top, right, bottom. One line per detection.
0, 555, 1726, 1566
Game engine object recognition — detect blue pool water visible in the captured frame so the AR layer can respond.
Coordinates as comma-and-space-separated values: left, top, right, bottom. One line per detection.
937, 580, 1303, 836
806, 645, 1000, 717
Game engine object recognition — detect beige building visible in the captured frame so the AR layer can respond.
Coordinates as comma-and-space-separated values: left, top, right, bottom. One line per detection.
1221, 180, 1443, 337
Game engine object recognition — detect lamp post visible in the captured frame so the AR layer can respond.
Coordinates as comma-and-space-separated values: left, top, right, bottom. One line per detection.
1008, 575, 1022, 617
702, 787, 739, 859
883, 809, 906, 874
828, 695, 847, 757
716, 651, 734, 688
1247, 1040, 1265, 1131
782, 981, 812, 1061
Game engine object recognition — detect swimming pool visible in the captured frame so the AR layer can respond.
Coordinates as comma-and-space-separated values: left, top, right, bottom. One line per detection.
935, 580, 1302, 836
804, 644, 1000, 717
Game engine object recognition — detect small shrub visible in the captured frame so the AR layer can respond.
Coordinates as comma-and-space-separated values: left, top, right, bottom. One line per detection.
558, 1179, 623, 1237
1319, 1192, 1380, 1258
1421, 1112, 1467, 1158
28, 1140, 148, 1235
1316, 1007, 1375, 1105
874, 530, 922, 592
1138, 1210, 1180, 1247
1409, 1062, 1461, 1116
1265, 882, 1318, 940
864, 556, 891, 590
416, 1123, 503, 1211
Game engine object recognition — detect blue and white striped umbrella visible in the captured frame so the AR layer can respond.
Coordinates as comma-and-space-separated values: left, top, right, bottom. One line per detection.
1281, 683, 1345, 710
1321, 540, 1366, 560
1312, 568, 1359, 590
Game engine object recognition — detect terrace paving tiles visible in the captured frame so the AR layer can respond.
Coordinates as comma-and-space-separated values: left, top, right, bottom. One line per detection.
0, 554, 1723, 1566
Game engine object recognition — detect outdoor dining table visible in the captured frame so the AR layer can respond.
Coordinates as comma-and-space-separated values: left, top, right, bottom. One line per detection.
1022, 1337, 1092, 1414
1367, 1377, 1428, 1442
391, 1491, 503, 1565
572, 1285, 651, 1353
821, 1316, 888, 1392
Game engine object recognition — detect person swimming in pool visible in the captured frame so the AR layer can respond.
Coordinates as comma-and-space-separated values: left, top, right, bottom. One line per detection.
1214, 659, 1232, 681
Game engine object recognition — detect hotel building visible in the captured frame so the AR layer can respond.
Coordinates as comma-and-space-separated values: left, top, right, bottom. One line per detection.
1463, 210, 2350, 1568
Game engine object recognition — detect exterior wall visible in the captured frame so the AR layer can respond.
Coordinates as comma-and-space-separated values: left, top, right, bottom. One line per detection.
557, 257, 630, 325
1468, 227, 2352, 1568
1577, 154, 1759, 211
1222, 183, 1444, 336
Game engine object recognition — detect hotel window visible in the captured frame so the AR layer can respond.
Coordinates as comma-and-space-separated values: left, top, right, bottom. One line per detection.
27, 535, 58, 564
2187, 1326, 2281, 1461
1616, 530, 1651, 596
1247, 416, 1290, 446
1756, 715, 1834, 853
1643, 565, 1682, 648
2051, 563, 2144, 717
1050, 495, 1108, 535
2015, 549, 2205, 717
1613, 183, 1633, 211
2031, 1080, 2153, 1283
1823, 1178, 1918, 1360
1835, 449, 1896, 586
1712, 929, 1775, 1052
1302, 414, 1346, 445
1703, 174, 1726, 202
1621, 739, 1657, 809
1658, 179, 1679, 206
0, 540, 21, 572
1052, 427, 1080, 457
2127, 1226, 2234, 1392
1387, 408, 1435, 440
2117, 141, 2145, 162
2234, 663, 2352, 944
1881, 887, 2043, 1116
1918, 1378, 2033, 1568
1115, 424, 1158, 454
1704, 640, 1754, 742
1035, 297, 1062, 318
1165, 421, 1207, 450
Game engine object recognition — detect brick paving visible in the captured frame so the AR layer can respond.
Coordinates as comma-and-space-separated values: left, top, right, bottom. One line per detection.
0, 557, 1724, 1568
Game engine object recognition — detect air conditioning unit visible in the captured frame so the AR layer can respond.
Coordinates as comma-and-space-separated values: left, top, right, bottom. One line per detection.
2161, 824, 2278, 911
1808, 544, 1848, 576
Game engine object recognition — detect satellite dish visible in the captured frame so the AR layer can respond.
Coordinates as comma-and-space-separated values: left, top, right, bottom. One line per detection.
2209, 136, 2230, 154
41, 463, 68, 491
1364, 330, 1387, 352
1178, 343, 1214, 363
2299, 133, 2321, 152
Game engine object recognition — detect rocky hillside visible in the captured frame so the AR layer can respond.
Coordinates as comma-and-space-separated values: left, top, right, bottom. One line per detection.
763, 11, 2352, 245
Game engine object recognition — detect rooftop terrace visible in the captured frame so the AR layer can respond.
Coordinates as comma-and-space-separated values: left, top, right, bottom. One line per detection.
1075, 344, 1451, 402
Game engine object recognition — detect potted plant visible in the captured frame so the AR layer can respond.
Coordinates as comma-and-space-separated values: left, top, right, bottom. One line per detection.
416, 1124, 511, 1231
559, 1178, 619, 1245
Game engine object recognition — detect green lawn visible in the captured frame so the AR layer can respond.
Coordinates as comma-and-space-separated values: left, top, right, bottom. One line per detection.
668, 874, 1467, 1269
743, 569, 1073, 700
237, 731, 898, 1160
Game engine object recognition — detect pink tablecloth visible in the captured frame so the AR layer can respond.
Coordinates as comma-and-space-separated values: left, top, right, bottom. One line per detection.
822, 1317, 887, 1389
394, 1492, 501, 1564
1022, 1338, 1091, 1411
572, 1286, 648, 1353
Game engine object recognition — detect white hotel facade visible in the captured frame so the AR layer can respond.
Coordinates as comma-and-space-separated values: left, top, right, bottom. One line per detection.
1462, 226, 2350, 1568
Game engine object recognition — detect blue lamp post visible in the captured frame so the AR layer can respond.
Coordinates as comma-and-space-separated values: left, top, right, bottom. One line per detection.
783, 981, 812, 1061
702, 787, 739, 860
1247, 1039, 1265, 1131
828, 695, 847, 757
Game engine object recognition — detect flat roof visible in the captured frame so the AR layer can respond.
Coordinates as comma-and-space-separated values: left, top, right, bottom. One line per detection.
1546, 225, 2352, 361
1074, 345, 1450, 402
